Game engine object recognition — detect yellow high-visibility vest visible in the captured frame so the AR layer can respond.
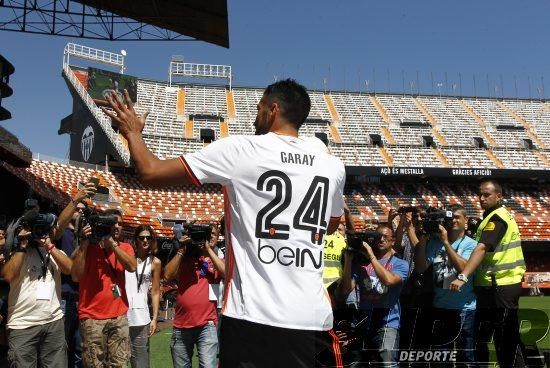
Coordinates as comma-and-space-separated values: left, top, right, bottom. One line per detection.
322, 232, 347, 287
475, 206, 525, 286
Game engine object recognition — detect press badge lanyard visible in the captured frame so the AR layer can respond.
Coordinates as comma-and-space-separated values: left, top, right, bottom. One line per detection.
442, 236, 466, 263
36, 247, 52, 280
354, 253, 396, 332
453, 236, 466, 253
102, 248, 120, 283
355, 254, 395, 299
136, 257, 148, 291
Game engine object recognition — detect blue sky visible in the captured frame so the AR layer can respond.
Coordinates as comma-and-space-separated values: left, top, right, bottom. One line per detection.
1, 0, 550, 158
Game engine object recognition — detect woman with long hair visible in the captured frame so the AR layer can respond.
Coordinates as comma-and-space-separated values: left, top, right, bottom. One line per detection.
125, 225, 161, 368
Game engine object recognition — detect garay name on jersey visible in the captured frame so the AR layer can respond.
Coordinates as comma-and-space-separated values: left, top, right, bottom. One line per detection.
280, 152, 316, 166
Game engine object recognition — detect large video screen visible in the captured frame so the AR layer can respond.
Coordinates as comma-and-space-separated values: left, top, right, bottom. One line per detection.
87, 67, 138, 105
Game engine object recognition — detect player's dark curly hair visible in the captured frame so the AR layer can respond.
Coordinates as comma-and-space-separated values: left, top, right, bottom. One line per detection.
263, 78, 311, 130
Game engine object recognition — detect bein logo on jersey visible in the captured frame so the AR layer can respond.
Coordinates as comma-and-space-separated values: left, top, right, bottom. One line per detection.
257, 240, 322, 269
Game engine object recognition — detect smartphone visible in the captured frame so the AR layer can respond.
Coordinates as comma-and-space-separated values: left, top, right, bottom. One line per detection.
89, 177, 100, 186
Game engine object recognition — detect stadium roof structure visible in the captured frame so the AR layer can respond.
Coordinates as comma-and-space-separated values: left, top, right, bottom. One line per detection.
0, 54, 15, 121
0, 126, 32, 167
0, 0, 229, 47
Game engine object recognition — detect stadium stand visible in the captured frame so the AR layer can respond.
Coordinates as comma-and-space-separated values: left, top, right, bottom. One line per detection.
59, 65, 550, 251
231, 87, 262, 135
328, 92, 385, 144
2, 159, 224, 237
66, 67, 550, 172
440, 147, 496, 168
507, 100, 550, 143
463, 98, 531, 148
418, 96, 483, 146
345, 181, 550, 240
4, 158, 550, 243
385, 146, 442, 167
184, 85, 228, 117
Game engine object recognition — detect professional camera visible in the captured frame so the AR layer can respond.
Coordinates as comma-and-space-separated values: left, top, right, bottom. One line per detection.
347, 230, 383, 251
171, 223, 213, 258
173, 223, 213, 245
3, 199, 57, 257
183, 224, 212, 244
76, 206, 118, 239
17, 199, 57, 239
422, 207, 453, 234
397, 206, 418, 214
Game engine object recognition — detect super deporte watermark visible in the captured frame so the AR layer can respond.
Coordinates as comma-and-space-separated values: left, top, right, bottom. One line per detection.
399, 350, 457, 363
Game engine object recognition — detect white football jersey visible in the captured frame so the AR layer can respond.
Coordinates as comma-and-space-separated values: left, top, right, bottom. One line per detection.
183, 132, 346, 330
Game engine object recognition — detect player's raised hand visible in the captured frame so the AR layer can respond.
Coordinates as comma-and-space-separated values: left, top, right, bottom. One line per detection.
101, 89, 149, 137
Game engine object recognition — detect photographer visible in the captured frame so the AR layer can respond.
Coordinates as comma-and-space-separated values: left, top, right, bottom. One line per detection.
71, 208, 137, 367
323, 203, 355, 288
53, 182, 97, 242
1, 213, 73, 367
449, 180, 527, 367
164, 223, 224, 368
55, 182, 96, 368
125, 225, 161, 368
413, 204, 477, 366
394, 206, 430, 270
339, 225, 409, 367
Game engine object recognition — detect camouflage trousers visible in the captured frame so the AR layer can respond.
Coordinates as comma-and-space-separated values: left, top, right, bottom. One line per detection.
80, 315, 130, 368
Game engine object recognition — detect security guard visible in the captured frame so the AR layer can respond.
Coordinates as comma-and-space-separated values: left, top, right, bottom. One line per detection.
450, 179, 526, 367
322, 223, 348, 288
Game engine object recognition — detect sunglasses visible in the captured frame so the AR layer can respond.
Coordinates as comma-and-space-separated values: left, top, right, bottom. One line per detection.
137, 235, 152, 241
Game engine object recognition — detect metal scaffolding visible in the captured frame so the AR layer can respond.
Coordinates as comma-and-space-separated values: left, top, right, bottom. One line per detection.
169, 59, 232, 88
0, 0, 199, 41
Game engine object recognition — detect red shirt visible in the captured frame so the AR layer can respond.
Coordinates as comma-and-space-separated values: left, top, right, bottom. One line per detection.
174, 255, 221, 329
78, 242, 135, 320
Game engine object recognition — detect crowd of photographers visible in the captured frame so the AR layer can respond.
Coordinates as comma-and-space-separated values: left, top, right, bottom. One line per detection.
0, 177, 226, 368
325, 179, 527, 367
0, 178, 527, 367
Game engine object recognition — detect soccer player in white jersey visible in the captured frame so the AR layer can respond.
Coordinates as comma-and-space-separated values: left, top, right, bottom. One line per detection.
103, 79, 346, 367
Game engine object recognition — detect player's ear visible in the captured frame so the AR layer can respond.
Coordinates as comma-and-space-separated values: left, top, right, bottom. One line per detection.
268, 102, 279, 125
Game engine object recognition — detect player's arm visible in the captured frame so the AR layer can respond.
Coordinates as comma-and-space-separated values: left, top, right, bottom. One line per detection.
101, 90, 192, 188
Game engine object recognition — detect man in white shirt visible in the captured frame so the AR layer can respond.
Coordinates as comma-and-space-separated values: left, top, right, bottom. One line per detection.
103, 79, 346, 367
2, 216, 73, 367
